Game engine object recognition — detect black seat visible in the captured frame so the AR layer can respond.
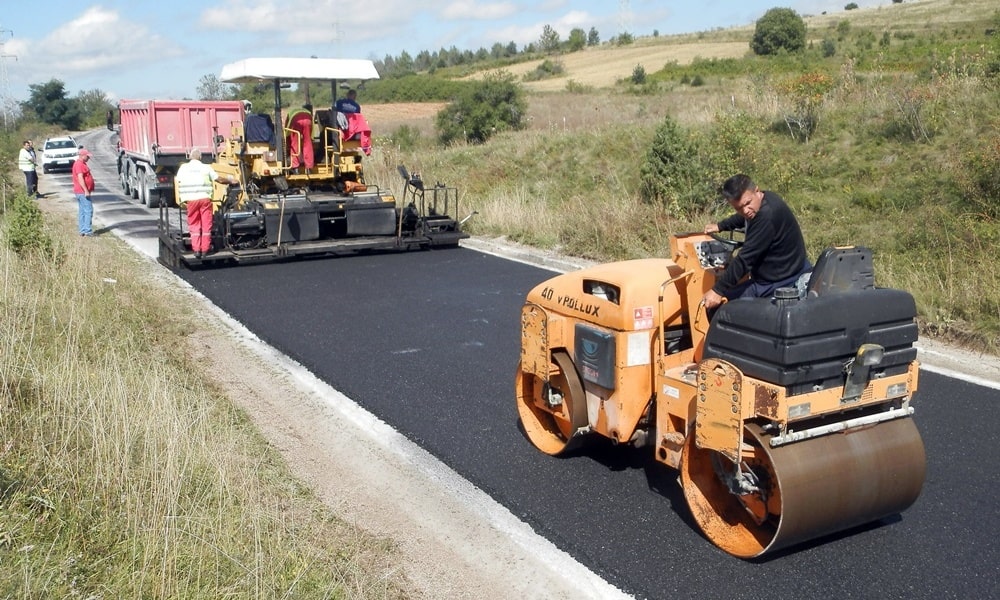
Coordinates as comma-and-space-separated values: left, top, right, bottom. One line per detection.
806, 246, 874, 297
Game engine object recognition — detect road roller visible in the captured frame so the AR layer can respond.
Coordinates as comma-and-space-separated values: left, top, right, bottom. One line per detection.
515, 232, 925, 558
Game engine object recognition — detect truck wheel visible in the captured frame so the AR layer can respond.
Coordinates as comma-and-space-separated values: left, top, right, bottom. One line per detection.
130, 168, 139, 200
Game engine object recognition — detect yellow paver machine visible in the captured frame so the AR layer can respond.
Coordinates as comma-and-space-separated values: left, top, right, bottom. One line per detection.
158, 57, 466, 268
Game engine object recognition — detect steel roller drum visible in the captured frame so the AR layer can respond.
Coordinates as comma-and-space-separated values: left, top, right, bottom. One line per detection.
682, 417, 926, 558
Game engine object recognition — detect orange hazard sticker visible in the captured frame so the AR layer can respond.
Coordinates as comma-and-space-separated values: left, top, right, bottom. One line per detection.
633, 306, 653, 329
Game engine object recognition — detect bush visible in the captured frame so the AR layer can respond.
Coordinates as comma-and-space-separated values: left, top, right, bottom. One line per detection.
436, 71, 527, 145
821, 39, 837, 57
777, 72, 834, 142
523, 59, 565, 82
2, 190, 56, 259
639, 116, 717, 216
389, 124, 421, 151
631, 64, 647, 85
752, 8, 807, 56
956, 134, 1000, 220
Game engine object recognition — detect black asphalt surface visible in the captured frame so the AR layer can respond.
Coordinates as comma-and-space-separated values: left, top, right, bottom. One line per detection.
60, 128, 997, 598
175, 249, 1000, 600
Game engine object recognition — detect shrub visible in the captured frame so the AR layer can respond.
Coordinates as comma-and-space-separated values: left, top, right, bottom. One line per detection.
565, 79, 594, 93
777, 72, 834, 142
523, 59, 565, 82
389, 124, 421, 151
751, 8, 807, 56
2, 190, 56, 259
436, 71, 527, 145
639, 116, 716, 216
631, 64, 647, 85
845, 2, 859, 10
956, 133, 1000, 220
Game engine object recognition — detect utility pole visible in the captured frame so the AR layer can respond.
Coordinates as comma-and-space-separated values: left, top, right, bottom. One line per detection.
618, 0, 632, 37
0, 26, 15, 130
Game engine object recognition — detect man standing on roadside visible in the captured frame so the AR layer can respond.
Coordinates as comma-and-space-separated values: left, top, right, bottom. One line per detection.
73, 149, 96, 236
174, 148, 237, 258
18, 140, 41, 199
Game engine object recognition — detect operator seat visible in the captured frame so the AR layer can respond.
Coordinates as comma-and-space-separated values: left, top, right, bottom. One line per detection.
806, 246, 874, 297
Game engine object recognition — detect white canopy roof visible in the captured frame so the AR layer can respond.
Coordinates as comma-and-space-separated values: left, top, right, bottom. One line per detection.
219, 58, 380, 83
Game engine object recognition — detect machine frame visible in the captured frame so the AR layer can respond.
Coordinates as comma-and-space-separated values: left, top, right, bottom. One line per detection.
516, 232, 925, 557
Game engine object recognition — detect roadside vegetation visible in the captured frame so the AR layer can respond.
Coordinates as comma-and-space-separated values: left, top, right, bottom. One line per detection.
0, 174, 410, 597
365, 0, 1000, 350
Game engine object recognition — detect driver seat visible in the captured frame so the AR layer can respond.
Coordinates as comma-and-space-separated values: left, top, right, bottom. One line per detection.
806, 246, 874, 298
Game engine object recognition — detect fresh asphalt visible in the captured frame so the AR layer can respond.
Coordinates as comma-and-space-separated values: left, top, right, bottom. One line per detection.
52, 129, 999, 600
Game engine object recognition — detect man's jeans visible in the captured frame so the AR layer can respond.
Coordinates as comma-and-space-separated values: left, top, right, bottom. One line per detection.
725, 258, 813, 300
76, 193, 93, 235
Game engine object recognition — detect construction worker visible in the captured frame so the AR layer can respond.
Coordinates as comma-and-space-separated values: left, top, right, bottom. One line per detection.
175, 148, 236, 258
18, 140, 40, 198
286, 104, 315, 170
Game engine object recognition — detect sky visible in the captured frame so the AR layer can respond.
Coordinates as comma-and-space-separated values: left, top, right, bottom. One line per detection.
1, 0, 892, 105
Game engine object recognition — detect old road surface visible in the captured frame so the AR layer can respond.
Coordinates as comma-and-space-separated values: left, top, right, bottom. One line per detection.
46, 129, 1000, 599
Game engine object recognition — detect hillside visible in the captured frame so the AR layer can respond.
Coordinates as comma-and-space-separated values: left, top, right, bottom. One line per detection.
364, 0, 1000, 350
485, 0, 995, 90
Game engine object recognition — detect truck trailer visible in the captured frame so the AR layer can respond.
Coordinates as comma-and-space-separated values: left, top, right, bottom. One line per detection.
117, 99, 245, 208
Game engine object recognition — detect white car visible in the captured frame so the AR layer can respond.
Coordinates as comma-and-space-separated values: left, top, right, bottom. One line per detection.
41, 136, 80, 173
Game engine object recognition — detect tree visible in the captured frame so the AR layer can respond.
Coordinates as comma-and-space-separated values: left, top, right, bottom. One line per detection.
197, 74, 234, 100
566, 28, 587, 52
751, 8, 807, 55
20, 79, 82, 130
587, 27, 600, 46
539, 24, 560, 54
845, 2, 859, 9
631, 64, 647, 85
436, 71, 526, 145
75, 89, 115, 129
396, 50, 415, 75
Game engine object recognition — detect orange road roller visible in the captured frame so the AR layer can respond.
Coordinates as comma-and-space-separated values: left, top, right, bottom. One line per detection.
515, 232, 925, 558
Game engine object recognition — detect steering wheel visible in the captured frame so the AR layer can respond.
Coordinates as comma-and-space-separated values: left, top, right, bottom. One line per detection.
709, 229, 745, 251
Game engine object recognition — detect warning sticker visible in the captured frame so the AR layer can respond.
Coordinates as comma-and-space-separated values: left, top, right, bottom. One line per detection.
633, 306, 654, 330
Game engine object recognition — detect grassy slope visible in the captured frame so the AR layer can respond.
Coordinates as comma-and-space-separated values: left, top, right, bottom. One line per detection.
0, 192, 410, 598
367, 0, 1000, 350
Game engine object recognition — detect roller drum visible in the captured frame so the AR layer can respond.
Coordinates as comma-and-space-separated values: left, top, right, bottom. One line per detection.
682, 417, 926, 558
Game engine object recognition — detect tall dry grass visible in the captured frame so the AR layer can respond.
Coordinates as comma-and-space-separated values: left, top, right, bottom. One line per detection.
0, 189, 409, 598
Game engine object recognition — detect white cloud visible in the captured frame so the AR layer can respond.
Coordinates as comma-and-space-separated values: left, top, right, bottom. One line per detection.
441, 1, 518, 20
9, 7, 182, 78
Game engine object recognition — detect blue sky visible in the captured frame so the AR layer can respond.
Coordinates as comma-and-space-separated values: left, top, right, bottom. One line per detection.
1, 0, 890, 104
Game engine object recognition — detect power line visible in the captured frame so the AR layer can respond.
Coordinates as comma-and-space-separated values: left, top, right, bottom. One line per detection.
0, 26, 15, 129
619, 0, 632, 36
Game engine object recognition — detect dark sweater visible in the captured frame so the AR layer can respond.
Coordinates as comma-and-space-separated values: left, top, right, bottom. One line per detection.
713, 191, 808, 294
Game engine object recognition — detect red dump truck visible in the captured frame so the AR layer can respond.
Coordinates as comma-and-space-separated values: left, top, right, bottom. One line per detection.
117, 99, 244, 208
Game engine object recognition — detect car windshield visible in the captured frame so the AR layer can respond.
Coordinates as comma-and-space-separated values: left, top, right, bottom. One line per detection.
46, 140, 76, 150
